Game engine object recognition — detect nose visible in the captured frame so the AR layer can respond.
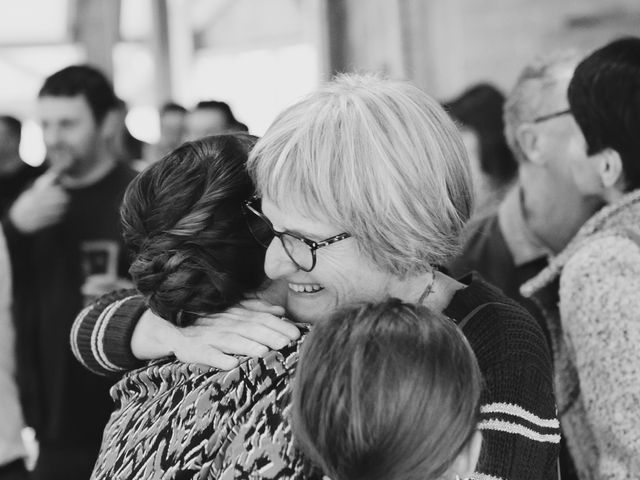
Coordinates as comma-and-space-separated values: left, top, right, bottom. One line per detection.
264, 237, 299, 280
42, 125, 60, 148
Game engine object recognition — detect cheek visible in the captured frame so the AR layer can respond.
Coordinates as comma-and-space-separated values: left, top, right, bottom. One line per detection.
317, 247, 389, 301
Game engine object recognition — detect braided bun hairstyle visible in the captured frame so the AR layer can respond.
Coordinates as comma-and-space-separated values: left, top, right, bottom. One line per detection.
121, 133, 265, 326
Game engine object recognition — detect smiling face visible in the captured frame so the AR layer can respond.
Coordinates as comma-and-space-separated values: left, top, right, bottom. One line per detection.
261, 196, 397, 324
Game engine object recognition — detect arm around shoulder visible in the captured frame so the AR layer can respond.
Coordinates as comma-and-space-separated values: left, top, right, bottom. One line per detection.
70, 288, 148, 376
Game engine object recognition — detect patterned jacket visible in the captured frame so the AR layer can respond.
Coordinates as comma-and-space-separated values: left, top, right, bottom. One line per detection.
90, 338, 317, 480
521, 190, 640, 479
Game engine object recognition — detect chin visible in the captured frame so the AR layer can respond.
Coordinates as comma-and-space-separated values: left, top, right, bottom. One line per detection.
285, 291, 333, 324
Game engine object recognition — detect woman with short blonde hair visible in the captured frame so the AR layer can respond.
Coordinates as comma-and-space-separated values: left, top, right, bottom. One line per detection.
73, 74, 558, 480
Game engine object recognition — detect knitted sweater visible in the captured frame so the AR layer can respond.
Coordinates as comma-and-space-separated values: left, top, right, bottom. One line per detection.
521, 190, 640, 480
71, 275, 559, 480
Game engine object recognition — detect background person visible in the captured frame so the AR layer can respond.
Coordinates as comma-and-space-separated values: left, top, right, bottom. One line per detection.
142, 102, 187, 166
2, 64, 137, 480
444, 83, 517, 217
447, 50, 604, 480
292, 300, 483, 480
0, 115, 46, 214
522, 36, 640, 479
73, 74, 559, 480
184, 100, 248, 142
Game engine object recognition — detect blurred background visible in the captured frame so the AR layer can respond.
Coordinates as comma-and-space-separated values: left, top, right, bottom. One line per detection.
1, 0, 638, 166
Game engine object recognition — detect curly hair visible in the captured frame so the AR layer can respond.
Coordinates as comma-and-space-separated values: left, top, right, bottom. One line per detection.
121, 133, 265, 326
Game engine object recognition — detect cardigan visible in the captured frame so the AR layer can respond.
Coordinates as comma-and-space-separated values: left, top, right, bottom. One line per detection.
72, 275, 559, 480
521, 189, 640, 480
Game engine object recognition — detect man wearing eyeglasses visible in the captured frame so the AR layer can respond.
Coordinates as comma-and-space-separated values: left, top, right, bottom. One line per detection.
448, 49, 603, 326
447, 50, 605, 480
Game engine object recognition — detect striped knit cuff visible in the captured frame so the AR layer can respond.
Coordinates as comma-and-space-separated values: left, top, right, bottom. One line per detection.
71, 289, 147, 376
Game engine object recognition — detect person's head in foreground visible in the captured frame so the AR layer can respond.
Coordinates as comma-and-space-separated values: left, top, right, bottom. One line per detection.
292, 299, 483, 480
121, 133, 266, 326
246, 73, 473, 324
567, 36, 640, 201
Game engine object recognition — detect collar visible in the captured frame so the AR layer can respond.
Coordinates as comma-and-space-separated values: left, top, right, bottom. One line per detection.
521, 188, 640, 297
498, 185, 552, 267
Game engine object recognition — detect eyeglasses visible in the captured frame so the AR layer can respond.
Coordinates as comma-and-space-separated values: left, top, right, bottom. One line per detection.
532, 109, 571, 124
243, 196, 351, 272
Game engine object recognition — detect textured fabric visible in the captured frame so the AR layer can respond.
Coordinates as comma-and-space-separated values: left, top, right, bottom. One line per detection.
0, 227, 27, 466
73, 275, 559, 480
71, 289, 147, 376
444, 275, 559, 480
3, 163, 137, 479
521, 189, 640, 480
90, 337, 317, 480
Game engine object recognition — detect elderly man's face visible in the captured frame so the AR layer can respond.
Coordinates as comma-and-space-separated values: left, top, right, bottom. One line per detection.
522, 78, 588, 194
260, 196, 395, 324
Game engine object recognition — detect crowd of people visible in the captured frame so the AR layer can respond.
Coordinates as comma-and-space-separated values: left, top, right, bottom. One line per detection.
0, 35, 639, 480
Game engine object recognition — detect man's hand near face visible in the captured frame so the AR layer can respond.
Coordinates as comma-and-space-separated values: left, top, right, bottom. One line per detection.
9, 170, 70, 234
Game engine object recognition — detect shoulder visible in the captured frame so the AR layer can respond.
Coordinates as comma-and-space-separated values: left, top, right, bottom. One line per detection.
561, 233, 640, 328
564, 233, 640, 282
455, 277, 551, 371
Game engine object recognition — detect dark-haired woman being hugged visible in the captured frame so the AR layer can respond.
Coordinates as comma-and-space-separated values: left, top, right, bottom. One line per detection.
79, 134, 304, 479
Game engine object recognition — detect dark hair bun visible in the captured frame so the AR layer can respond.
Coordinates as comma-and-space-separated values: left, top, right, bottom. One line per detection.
121, 133, 265, 326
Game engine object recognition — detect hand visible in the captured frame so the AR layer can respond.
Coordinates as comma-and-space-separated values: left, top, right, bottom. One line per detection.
131, 300, 300, 370
9, 171, 69, 233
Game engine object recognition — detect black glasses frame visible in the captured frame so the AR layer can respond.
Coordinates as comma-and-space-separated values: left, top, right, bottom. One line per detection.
532, 109, 571, 124
243, 196, 351, 272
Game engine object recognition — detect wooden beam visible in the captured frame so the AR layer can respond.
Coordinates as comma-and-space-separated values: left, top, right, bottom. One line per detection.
74, 0, 121, 79
151, 0, 172, 105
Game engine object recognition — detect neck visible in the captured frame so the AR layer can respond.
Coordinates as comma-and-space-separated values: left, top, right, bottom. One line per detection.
519, 169, 602, 253
389, 270, 464, 313
59, 149, 117, 189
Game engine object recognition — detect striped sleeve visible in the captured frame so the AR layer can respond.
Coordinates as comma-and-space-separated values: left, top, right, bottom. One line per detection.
70, 289, 148, 376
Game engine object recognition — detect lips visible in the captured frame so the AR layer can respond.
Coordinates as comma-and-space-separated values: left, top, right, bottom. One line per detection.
288, 283, 324, 293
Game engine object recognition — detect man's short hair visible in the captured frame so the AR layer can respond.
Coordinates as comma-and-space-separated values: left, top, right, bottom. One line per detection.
0, 115, 22, 142
504, 50, 582, 163
195, 100, 238, 126
568, 36, 640, 191
39, 64, 118, 124
160, 102, 187, 116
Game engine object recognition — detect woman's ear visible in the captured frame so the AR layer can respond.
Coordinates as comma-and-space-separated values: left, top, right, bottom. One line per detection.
450, 430, 483, 479
595, 148, 624, 189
